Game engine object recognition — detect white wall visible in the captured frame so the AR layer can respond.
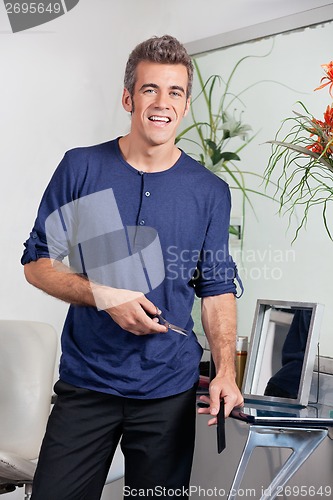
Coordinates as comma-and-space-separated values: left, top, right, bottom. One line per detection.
1, 1, 332, 497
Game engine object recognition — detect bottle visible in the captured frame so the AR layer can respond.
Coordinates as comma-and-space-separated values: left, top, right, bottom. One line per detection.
235, 336, 248, 390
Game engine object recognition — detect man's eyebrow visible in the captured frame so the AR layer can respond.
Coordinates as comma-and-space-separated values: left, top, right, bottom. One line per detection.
170, 85, 185, 94
138, 83, 185, 93
139, 83, 159, 91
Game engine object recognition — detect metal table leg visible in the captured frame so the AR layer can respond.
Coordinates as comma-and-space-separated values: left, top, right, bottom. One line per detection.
227, 425, 327, 500
24, 483, 33, 500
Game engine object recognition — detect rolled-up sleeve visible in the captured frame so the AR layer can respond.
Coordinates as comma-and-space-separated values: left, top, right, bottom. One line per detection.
193, 186, 243, 298
21, 152, 74, 265
21, 229, 50, 264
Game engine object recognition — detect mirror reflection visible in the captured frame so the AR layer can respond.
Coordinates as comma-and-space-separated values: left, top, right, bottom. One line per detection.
254, 307, 311, 399
243, 300, 324, 407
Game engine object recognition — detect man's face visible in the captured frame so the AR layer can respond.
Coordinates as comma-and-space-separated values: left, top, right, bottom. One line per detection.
122, 61, 190, 148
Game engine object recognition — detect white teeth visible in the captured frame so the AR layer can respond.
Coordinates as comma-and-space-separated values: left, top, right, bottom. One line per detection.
149, 116, 170, 122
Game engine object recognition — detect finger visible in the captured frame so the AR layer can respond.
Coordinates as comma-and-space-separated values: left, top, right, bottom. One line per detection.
223, 393, 244, 418
207, 416, 218, 426
209, 385, 221, 416
223, 400, 234, 418
147, 319, 168, 333
139, 296, 161, 317
136, 311, 168, 334
199, 394, 211, 404
127, 321, 167, 336
197, 405, 210, 415
137, 299, 167, 333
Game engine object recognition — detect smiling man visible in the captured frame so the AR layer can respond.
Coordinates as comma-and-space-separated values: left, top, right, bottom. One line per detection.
22, 35, 243, 499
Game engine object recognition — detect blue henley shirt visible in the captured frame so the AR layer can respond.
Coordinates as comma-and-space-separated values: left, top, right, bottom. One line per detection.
21, 138, 239, 399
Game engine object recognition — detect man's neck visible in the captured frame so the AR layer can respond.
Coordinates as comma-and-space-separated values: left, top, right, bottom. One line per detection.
118, 135, 181, 173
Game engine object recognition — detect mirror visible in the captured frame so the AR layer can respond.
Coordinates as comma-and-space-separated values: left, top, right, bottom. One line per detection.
242, 299, 324, 407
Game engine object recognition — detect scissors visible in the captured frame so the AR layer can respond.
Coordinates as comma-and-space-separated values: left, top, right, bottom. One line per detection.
152, 308, 188, 336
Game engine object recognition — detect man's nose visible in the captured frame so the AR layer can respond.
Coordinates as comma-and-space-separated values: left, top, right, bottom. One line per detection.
154, 91, 169, 109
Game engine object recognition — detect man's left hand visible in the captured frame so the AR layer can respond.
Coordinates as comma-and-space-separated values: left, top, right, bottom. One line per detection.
197, 375, 243, 425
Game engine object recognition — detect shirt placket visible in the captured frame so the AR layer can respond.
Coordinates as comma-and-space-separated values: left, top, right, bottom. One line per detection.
137, 171, 152, 227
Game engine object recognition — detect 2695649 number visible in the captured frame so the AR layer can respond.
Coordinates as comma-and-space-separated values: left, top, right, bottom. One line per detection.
277, 485, 332, 497
5, 3, 62, 14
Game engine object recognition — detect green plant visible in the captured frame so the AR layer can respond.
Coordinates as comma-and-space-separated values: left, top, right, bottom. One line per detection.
176, 57, 273, 237
265, 61, 333, 241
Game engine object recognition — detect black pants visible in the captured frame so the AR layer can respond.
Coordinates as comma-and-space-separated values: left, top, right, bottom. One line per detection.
31, 380, 197, 500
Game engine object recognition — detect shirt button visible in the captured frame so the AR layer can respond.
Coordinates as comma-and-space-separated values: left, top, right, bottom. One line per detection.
139, 220, 145, 226
145, 191, 151, 197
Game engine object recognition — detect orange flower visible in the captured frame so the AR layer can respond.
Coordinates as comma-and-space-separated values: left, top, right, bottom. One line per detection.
306, 140, 325, 155
323, 104, 333, 130
314, 61, 333, 97
306, 108, 333, 157
306, 137, 333, 156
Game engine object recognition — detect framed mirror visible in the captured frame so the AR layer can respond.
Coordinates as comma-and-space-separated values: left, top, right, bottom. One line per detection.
242, 299, 324, 407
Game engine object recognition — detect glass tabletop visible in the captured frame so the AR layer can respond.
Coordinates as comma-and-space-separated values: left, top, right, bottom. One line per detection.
231, 402, 333, 428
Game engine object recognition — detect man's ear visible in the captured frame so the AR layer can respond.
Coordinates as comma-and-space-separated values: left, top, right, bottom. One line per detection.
183, 97, 191, 117
122, 88, 133, 113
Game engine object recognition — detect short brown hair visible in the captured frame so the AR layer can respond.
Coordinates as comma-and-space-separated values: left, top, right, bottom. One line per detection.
124, 35, 193, 99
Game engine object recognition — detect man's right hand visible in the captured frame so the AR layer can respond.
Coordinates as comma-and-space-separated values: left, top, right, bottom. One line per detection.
91, 284, 168, 335
104, 291, 168, 336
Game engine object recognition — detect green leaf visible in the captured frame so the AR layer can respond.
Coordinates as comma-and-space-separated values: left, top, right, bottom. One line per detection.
205, 139, 218, 151
229, 225, 240, 236
267, 140, 333, 171
220, 152, 240, 161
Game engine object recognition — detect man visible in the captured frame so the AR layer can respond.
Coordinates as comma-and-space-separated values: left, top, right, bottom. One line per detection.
22, 35, 243, 499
